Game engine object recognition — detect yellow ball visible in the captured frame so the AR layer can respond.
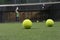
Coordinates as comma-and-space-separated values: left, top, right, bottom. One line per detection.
22, 19, 32, 29
46, 19, 54, 27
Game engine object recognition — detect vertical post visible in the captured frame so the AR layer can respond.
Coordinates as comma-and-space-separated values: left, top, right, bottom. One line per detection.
0, 12, 3, 22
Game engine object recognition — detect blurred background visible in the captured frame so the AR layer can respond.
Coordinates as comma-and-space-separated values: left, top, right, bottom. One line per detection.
0, 0, 60, 22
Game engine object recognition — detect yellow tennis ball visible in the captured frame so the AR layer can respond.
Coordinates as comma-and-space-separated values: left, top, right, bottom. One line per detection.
22, 19, 32, 29
46, 19, 54, 27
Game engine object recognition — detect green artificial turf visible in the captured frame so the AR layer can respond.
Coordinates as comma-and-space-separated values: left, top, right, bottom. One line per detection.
0, 22, 60, 40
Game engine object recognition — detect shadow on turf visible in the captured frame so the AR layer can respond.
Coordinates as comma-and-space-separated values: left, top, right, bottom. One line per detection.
22, 27, 40, 29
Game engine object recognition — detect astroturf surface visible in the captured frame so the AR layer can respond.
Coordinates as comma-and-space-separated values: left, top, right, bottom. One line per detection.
0, 22, 60, 40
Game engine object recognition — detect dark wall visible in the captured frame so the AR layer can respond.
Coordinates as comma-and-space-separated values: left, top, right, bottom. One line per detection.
45, 3, 60, 21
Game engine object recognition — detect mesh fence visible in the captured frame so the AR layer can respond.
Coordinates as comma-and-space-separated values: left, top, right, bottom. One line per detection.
0, 2, 60, 22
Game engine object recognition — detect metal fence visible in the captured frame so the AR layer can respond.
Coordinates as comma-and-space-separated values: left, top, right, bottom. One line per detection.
0, 2, 60, 22
0, 0, 60, 4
